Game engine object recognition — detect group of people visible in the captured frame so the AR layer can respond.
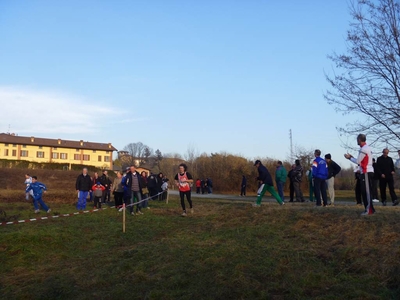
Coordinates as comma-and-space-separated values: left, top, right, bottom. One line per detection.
195, 178, 213, 194
251, 133, 400, 216
75, 168, 170, 214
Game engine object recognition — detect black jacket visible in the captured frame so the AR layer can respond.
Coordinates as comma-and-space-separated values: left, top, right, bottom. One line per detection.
241, 176, 247, 187
293, 165, 304, 182
76, 174, 92, 191
256, 164, 273, 186
147, 174, 157, 189
376, 155, 395, 177
327, 160, 341, 179
99, 174, 112, 190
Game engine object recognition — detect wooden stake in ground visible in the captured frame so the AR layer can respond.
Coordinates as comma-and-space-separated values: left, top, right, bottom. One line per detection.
122, 203, 126, 233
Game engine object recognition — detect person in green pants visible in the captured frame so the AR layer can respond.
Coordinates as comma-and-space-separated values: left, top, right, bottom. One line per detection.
253, 160, 284, 206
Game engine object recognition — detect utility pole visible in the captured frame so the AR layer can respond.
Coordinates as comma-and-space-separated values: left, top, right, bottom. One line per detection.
289, 129, 293, 159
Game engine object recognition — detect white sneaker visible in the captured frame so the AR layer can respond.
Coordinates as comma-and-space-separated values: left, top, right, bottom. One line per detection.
181, 212, 187, 217
137, 211, 143, 215
47, 209, 51, 213
252, 203, 261, 207
372, 199, 379, 203
131, 212, 135, 216
190, 208, 194, 214
147, 207, 150, 209
118, 207, 123, 212
34, 209, 40, 213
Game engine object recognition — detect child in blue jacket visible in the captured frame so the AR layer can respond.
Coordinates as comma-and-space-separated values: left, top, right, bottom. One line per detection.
25, 176, 51, 213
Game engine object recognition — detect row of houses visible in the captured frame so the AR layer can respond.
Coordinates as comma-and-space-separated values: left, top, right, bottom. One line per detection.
0, 133, 117, 170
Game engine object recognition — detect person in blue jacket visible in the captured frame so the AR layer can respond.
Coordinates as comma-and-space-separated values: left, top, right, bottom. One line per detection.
253, 160, 284, 207
25, 176, 51, 214
312, 149, 328, 206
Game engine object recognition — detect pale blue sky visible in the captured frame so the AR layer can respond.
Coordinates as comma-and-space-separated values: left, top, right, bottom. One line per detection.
0, 0, 368, 167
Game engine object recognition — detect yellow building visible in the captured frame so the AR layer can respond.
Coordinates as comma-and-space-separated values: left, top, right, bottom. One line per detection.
0, 133, 117, 169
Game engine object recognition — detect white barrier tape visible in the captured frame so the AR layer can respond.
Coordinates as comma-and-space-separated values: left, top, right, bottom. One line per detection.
1, 190, 169, 226
0, 206, 115, 226
124, 191, 166, 208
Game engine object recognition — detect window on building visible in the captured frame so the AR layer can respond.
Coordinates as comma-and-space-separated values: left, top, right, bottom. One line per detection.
21, 150, 28, 157
5, 143, 9, 146
60, 153, 67, 160
74, 154, 81, 160
98, 155, 102, 162
76, 149, 80, 152
39, 146, 43, 149
52, 152, 59, 159
53, 147, 58, 150
93, 150, 96, 153
83, 154, 90, 161
22, 145, 27, 148
4, 149, 9, 156
104, 156, 110, 162
12, 150, 16, 156
106, 151, 110, 154
12, 144, 17, 147
37, 151, 45, 158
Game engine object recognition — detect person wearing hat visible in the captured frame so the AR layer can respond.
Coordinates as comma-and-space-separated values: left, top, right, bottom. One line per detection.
253, 160, 284, 207
324, 153, 341, 206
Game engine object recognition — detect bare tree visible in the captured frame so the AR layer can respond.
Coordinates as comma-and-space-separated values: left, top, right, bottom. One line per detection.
325, 0, 400, 149
123, 142, 151, 166
184, 144, 199, 174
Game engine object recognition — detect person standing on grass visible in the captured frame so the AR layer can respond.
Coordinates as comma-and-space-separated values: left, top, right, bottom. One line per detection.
92, 182, 105, 209
147, 172, 158, 200
376, 148, 399, 207
89, 172, 100, 202
371, 158, 380, 203
26, 176, 51, 214
275, 161, 287, 203
354, 165, 362, 205
287, 165, 295, 202
174, 163, 194, 217
312, 150, 328, 207
157, 173, 164, 201
112, 171, 124, 209
305, 166, 314, 202
76, 167, 92, 211
324, 154, 341, 206
293, 159, 305, 202
344, 133, 375, 215
122, 166, 143, 216
206, 178, 213, 194
240, 175, 247, 196
253, 160, 284, 207
140, 171, 150, 209
196, 179, 201, 194
24, 173, 33, 201
100, 170, 112, 204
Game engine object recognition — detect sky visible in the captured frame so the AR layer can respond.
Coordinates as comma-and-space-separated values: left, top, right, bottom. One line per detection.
0, 0, 369, 167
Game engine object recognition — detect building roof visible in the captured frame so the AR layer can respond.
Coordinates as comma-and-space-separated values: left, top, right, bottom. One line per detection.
0, 133, 118, 152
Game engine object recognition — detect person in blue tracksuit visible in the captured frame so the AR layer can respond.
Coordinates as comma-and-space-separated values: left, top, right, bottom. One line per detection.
25, 176, 51, 213
312, 149, 328, 206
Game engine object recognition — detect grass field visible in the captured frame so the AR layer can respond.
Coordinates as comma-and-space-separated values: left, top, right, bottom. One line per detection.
1, 192, 400, 300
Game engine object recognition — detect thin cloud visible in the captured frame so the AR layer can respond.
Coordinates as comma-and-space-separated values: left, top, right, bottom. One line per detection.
0, 86, 122, 135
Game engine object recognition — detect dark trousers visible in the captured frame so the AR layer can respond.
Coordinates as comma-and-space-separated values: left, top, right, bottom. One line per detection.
371, 179, 379, 200
114, 191, 124, 208
94, 196, 102, 208
196, 187, 201, 194
180, 191, 192, 212
355, 178, 362, 204
379, 176, 397, 202
293, 181, 304, 202
149, 188, 158, 200
240, 186, 246, 196
361, 173, 375, 213
289, 182, 294, 202
102, 189, 111, 203
313, 177, 327, 206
